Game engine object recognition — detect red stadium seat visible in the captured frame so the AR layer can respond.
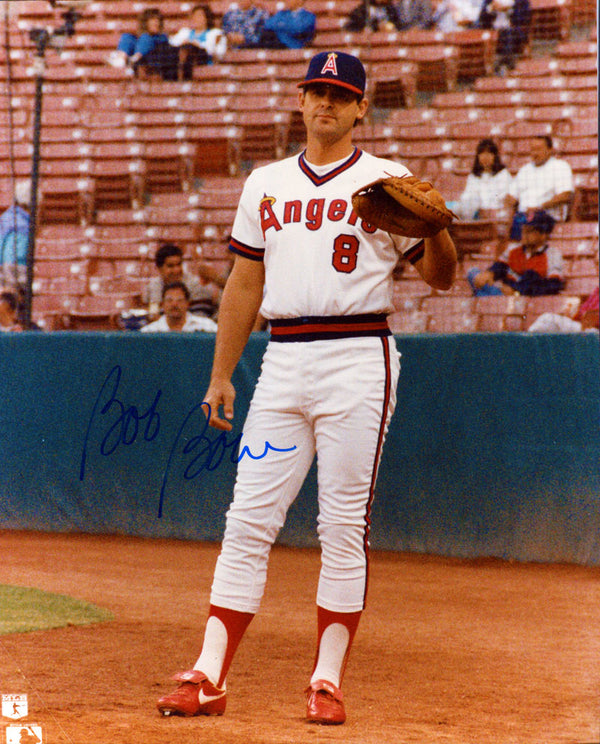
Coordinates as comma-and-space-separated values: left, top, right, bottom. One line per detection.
387, 311, 428, 333
571, 176, 599, 222
448, 220, 501, 260
427, 312, 478, 333
528, 0, 573, 41
421, 296, 475, 316
189, 126, 241, 177
443, 29, 499, 82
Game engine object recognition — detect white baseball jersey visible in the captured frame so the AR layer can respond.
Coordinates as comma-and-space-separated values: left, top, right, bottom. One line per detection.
229, 148, 424, 322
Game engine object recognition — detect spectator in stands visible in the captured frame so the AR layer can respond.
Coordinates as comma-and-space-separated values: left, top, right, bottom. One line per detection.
0, 291, 23, 332
110, 8, 179, 81
395, 0, 437, 29
456, 138, 513, 219
144, 243, 217, 321
170, 4, 227, 80
345, 0, 404, 31
430, 0, 481, 31
505, 135, 574, 240
221, 0, 269, 48
476, 0, 531, 72
256, 0, 316, 49
467, 209, 565, 296
0, 181, 31, 280
528, 287, 599, 333
141, 282, 218, 333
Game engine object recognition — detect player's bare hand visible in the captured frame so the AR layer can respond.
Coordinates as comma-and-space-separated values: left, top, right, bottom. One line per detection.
203, 380, 236, 431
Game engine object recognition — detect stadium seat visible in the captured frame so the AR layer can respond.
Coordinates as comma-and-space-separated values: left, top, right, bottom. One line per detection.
563, 276, 599, 299
523, 294, 585, 328
238, 111, 290, 166
93, 222, 148, 243
67, 293, 135, 330
523, 104, 576, 125
421, 296, 475, 316
404, 46, 459, 93
370, 62, 418, 109
387, 311, 428, 334
38, 177, 91, 225
568, 256, 598, 278
94, 238, 150, 262
186, 110, 238, 128
528, 0, 572, 41
512, 57, 561, 77
474, 295, 528, 316
31, 293, 76, 330
143, 141, 193, 194
189, 126, 241, 177
571, 176, 598, 222
434, 172, 466, 203
443, 29, 499, 82
556, 40, 597, 60
448, 220, 500, 260
567, 155, 597, 180
310, 30, 360, 50
427, 312, 478, 333
396, 29, 446, 48
445, 120, 506, 145
196, 208, 237, 244
33, 258, 89, 282
476, 294, 528, 331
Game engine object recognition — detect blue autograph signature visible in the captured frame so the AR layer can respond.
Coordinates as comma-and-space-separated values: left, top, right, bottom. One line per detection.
79, 365, 297, 517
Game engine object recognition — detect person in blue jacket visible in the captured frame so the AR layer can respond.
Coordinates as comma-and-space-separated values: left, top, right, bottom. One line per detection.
0, 181, 30, 274
256, 0, 316, 49
111, 8, 179, 80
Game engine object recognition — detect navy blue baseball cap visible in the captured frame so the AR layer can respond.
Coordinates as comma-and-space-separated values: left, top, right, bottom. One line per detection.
297, 51, 366, 98
524, 209, 555, 234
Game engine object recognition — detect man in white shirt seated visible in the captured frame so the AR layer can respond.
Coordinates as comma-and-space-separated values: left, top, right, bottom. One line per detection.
505, 135, 574, 240
141, 281, 218, 333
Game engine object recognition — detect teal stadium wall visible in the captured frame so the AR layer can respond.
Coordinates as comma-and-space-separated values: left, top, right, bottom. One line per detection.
0, 332, 598, 565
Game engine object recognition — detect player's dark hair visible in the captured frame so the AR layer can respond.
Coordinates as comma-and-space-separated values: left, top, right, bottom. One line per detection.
472, 138, 506, 176
155, 243, 183, 267
162, 281, 190, 301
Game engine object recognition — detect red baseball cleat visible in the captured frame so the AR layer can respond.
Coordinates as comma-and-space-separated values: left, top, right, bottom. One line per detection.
157, 670, 226, 717
305, 679, 346, 725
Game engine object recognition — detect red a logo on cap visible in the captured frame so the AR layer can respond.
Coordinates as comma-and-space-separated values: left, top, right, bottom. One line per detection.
320, 52, 338, 76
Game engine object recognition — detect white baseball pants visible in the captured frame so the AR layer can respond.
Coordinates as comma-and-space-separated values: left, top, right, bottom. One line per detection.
210, 334, 400, 614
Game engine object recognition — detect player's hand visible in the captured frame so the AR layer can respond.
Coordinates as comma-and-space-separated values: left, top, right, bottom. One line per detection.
203, 379, 236, 431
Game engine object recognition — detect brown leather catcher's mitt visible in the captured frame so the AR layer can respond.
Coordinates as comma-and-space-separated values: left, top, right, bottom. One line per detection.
352, 175, 457, 238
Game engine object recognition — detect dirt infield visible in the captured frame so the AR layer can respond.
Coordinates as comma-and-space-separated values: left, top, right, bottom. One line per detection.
0, 531, 598, 744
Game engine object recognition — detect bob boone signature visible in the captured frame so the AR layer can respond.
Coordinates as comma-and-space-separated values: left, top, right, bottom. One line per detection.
79, 365, 297, 517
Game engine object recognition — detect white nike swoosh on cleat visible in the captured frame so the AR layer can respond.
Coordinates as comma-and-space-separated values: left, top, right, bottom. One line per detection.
198, 690, 226, 705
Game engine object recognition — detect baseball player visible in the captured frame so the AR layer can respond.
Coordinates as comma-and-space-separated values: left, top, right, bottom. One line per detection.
157, 51, 457, 725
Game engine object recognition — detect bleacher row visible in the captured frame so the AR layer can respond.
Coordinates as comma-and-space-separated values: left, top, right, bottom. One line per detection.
0, 0, 597, 331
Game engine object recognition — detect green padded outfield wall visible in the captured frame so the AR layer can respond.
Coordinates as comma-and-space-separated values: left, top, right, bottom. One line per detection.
0, 332, 598, 564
